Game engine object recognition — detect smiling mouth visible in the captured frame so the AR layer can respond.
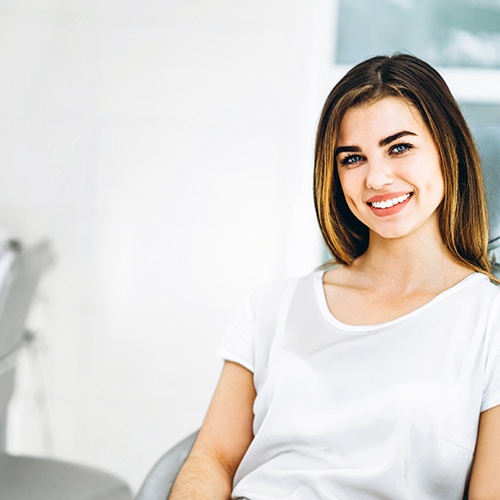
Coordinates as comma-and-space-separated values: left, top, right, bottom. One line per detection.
368, 193, 412, 209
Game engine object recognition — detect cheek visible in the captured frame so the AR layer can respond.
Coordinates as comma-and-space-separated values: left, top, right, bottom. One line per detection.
338, 171, 363, 207
338, 176, 365, 221
426, 165, 445, 199
425, 180, 444, 199
338, 170, 353, 198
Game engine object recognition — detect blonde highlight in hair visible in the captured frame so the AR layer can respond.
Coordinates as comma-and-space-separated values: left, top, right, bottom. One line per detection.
314, 54, 493, 278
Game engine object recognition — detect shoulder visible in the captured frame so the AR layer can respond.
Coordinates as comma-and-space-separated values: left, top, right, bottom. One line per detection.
322, 264, 352, 286
442, 273, 500, 327
249, 272, 314, 304
484, 278, 500, 329
246, 271, 319, 322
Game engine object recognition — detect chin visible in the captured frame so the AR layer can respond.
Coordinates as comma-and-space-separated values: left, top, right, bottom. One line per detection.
365, 220, 415, 240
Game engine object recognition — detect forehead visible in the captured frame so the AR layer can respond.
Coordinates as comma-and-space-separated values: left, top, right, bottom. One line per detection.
338, 96, 429, 144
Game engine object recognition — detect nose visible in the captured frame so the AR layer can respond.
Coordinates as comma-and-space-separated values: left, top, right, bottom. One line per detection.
365, 157, 394, 190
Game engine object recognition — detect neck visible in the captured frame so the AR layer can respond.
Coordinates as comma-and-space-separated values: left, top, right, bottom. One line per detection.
353, 228, 471, 295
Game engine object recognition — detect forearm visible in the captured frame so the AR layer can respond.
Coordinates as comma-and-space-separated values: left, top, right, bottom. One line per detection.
168, 452, 233, 500
169, 361, 254, 499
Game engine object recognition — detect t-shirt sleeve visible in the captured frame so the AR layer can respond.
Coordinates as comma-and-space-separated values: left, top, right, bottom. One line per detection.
216, 295, 255, 373
482, 288, 500, 412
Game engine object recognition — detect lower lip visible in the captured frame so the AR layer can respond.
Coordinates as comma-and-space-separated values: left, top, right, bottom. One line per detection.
367, 195, 412, 217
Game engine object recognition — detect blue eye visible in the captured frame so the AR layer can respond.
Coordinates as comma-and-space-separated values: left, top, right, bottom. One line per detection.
391, 143, 413, 155
340, 154, 363, 166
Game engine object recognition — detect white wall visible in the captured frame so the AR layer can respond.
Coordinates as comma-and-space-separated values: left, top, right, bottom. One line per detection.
0, 0, 333, 492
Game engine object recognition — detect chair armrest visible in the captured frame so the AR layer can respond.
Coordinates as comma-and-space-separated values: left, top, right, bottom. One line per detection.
134, 431, 199, 500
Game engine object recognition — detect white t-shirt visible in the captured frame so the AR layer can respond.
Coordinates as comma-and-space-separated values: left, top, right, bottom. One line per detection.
216, 270, 500, 500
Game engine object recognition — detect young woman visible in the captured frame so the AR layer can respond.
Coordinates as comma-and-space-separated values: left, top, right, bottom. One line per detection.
169, 54, 500, 499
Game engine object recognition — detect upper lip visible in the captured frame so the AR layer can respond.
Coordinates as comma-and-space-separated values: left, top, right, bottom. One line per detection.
366, 191, 412, 204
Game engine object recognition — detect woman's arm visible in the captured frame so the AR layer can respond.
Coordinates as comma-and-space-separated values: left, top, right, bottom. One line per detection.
169, 360, 256, 499
468, 405, 500, 499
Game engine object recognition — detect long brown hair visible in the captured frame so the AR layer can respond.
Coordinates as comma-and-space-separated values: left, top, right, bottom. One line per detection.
314, 53, 493, 278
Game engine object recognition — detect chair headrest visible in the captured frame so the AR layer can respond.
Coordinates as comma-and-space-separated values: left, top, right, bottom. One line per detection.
475, 126, 500, 251
474, 126, 500, 276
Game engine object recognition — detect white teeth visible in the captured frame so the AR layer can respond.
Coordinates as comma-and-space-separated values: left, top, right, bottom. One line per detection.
370, 193, 411, 209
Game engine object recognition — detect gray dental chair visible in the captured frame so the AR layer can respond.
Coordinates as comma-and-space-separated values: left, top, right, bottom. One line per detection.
0, 241, 133, 500
134, 126, 500, 500
478, 126, 500, 278
135, 431, 198, 500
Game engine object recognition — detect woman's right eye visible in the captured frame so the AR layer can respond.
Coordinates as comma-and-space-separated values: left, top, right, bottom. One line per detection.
339, 154, 363, 166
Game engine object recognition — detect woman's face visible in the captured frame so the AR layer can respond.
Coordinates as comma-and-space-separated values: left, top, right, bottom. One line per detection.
335, 96, 444, 242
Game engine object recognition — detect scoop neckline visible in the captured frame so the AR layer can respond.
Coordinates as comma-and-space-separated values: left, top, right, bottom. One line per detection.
314, 270, 487, 332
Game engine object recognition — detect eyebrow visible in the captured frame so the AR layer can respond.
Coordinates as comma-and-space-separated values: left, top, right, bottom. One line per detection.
379, 130, 417, 147
334, 130, 417, 157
